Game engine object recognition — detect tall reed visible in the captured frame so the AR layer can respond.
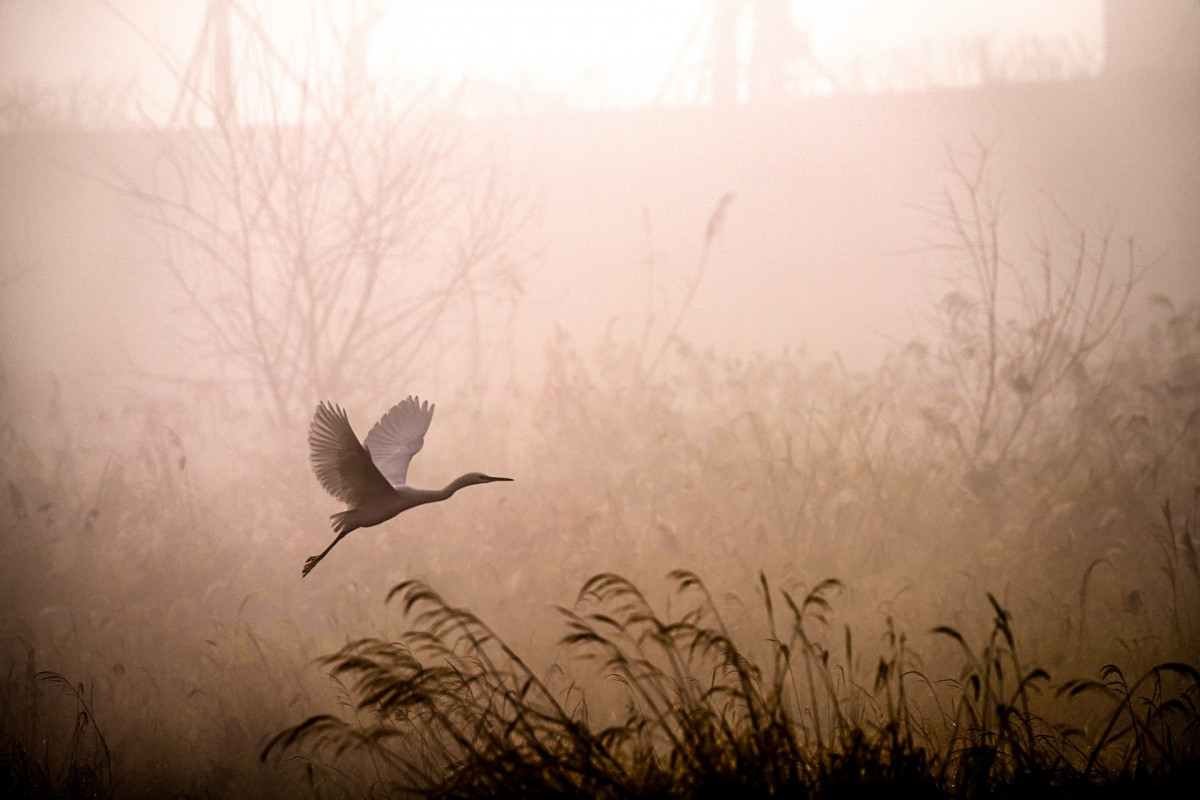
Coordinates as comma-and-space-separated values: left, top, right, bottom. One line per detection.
264, 570, 1199, 798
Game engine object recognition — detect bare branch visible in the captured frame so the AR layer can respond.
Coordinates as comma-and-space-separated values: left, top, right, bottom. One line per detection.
108, 1, 528, 426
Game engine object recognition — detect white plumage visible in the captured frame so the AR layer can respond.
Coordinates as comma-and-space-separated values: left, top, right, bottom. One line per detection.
304, 396, 511, 577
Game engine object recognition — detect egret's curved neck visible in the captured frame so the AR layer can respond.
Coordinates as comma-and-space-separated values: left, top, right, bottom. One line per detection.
443, 474, 479, 495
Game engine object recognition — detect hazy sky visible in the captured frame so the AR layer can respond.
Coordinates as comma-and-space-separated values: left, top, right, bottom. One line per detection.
0, 1, 1104, 113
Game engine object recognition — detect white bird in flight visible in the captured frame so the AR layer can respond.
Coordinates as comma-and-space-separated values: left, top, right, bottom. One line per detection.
304, 396, 511, 577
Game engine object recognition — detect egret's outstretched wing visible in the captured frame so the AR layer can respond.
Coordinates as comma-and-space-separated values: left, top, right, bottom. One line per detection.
309, 402, 395, 506
363, 396, 434, 487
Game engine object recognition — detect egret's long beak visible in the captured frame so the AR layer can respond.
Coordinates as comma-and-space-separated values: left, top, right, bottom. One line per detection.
483, 475, 513, 482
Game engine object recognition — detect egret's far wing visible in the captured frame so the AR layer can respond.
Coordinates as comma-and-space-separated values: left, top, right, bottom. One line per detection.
309, 402, 395, 506
363, 396, 434, 487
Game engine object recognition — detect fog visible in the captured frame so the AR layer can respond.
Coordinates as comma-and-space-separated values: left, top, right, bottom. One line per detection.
1, 2, 1198, 797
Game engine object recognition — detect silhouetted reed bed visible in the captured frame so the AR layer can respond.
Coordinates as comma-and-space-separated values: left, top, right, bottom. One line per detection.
1, 662, 113, 800
263, 571, 1199, 799
2, 150, 1198, 796
2, 289, 1198, 797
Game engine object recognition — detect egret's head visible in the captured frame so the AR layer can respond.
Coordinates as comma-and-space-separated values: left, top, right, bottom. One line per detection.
466, 472, 513, 485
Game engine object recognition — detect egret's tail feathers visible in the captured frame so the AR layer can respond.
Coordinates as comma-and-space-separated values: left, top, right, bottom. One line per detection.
331, 510, 355, 535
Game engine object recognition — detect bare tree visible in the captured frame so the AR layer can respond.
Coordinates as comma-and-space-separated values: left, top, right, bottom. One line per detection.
920, 141, 1141, 486
115, 0, 528, 426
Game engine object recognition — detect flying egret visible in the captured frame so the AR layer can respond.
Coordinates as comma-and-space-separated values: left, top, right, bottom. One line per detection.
303, 396, 511, 576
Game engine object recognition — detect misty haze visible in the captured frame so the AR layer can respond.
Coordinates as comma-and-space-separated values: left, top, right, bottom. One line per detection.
1, 1, 1198, 798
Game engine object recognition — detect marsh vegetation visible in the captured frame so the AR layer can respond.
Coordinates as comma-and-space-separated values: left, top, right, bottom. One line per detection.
1, 7, 1197, 794
1, 158, 1197, 794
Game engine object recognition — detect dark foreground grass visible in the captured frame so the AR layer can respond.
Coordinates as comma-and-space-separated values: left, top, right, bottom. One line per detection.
263, 571, 1199, 799
1, 663, 113, 800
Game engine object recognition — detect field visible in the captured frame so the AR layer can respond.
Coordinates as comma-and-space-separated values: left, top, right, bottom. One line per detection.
1, 38, 1198, 790
2, 229, 1198, 797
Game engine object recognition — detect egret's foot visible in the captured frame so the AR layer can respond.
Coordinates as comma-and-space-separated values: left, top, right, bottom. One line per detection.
302, 554, 322, 577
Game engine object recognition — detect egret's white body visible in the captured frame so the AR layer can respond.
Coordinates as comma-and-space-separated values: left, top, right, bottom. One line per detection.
304, 396, 511, 577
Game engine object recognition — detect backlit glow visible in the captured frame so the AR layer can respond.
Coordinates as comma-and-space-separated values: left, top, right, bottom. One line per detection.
0, 0, 1104, 117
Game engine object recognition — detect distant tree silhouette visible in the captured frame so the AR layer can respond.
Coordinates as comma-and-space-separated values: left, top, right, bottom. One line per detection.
118, 0, 529, 426
923, 140, 1141, 483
